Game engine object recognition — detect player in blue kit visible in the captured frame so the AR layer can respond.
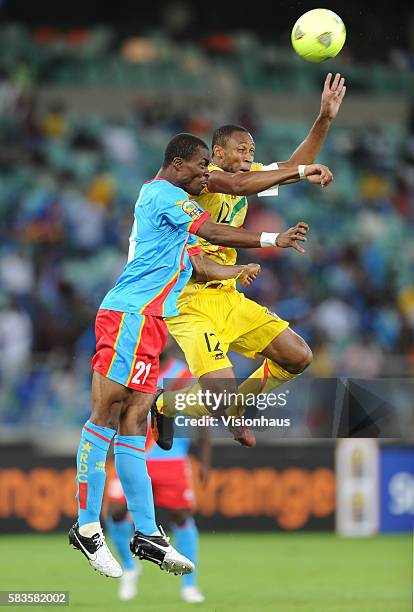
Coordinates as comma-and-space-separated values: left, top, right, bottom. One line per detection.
69, 132, 309, 579
106, 349, 209, 603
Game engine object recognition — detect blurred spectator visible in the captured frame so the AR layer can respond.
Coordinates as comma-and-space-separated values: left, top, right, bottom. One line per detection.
0, 56, 412, 435
312, 298, 359, 341
101, 122, 139, 165
339, 341, 384, 378
0, 298, 33, 381
0, 68, 21, 117
0, 250, 34, 299
40, 100, 67, 138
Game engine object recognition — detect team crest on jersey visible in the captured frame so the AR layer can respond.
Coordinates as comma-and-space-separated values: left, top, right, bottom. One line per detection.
180, 200, 202, 220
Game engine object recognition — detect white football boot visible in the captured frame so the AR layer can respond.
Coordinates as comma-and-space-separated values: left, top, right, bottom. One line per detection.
181, 586, 206, 604
118, 565, 142, 600
130, 525, 195, 575
68, 522, 123, 578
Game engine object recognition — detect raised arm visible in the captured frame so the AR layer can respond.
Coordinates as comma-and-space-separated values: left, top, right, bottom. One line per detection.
190, 253, 261, 286
207, 163, 333, 196
207, 166, 302, 196
195, 217, 309, 254
278, 73, 346, 168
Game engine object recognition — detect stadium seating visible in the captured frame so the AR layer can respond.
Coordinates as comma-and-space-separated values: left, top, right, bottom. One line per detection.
1, 24, 413, 93
0, 25, 413, 434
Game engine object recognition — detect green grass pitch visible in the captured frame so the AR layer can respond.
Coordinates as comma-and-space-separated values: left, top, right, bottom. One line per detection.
0, 532, 411, 611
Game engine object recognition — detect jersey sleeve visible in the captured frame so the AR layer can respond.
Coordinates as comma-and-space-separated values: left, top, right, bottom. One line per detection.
186, 233, 202, 256
256, 162, 280, 197
158, 185, 211, 233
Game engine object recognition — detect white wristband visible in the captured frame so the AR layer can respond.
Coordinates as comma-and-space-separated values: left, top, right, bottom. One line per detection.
260, 232, 279, 248
298, 164, 307, 180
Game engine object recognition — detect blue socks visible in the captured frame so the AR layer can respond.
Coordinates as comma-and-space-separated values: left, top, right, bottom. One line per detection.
106, 516, 135, 570
76, 422, 199, 586
76, 420, 115, 526
172, 517, 199, 587
114, 435, 158, 535
106, 514, 200, 585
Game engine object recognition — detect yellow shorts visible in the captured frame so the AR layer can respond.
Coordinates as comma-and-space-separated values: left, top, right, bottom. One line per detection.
166, 286, 289, 378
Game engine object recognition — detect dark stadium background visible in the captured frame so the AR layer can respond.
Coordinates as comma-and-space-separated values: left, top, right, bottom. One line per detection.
1, 0, 412, 56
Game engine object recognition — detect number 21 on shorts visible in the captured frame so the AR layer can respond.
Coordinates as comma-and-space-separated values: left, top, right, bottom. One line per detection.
131, 360, 152, 385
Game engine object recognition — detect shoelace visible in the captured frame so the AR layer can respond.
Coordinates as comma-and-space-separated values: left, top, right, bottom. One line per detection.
91, 532, 118, 564
92, 532, 105, 549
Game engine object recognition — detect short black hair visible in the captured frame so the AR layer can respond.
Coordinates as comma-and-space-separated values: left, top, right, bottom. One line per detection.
163, 133, 209, 167
212, 124, 249, 149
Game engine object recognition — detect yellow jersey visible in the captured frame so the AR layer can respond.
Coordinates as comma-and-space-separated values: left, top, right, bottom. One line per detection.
178, 162, 264, 304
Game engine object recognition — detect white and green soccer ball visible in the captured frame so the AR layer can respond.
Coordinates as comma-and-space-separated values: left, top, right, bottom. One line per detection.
291, 8, 346, 63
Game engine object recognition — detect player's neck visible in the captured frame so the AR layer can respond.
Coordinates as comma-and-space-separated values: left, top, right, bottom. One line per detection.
157, 167, 177, 186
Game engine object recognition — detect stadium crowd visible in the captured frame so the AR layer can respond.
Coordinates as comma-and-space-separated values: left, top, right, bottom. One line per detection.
0, 64, 413, 433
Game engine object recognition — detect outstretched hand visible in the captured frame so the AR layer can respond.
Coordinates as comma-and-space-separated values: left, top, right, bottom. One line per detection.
276, 222, 309, 254
320, 72, 346, 120
238, 263, 261, 287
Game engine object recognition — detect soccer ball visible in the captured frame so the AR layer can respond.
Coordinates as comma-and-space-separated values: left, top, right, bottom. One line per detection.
291, 8, 346, 63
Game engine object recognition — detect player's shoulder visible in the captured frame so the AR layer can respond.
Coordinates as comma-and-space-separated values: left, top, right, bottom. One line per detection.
208, 162, 264, 173
146, 178, 188, 205
156, 178, 187, 198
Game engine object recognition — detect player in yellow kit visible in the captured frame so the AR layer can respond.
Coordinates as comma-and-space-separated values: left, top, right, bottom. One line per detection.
154, 73, 346, 446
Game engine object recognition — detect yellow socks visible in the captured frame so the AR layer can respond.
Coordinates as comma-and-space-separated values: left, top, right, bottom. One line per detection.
157, 383, 210, 418
225, 359, 298, 417
156, 359, 298, 418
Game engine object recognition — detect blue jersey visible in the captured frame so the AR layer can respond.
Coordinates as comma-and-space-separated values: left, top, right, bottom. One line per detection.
101, 178, 208, 318
146, 358, 191, 461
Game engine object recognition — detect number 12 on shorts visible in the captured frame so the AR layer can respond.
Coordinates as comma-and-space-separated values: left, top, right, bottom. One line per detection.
204, 332, 222, 353
131, 361, 152, 385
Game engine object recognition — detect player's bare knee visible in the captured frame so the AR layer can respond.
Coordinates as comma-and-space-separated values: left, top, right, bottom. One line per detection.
91, 374, 128, 427
291, 342, 313, 373
106, 401, 122, 430
169, 509, 192, 527
89, 411, 112, 428
111, 508, 128, 523
276, 338, 313, 374
119, 411, 148, 436
120, 391, 153, 434
108, 502, 128, 522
